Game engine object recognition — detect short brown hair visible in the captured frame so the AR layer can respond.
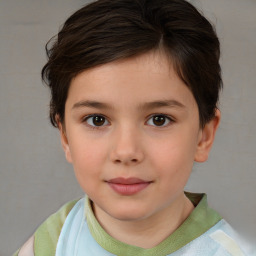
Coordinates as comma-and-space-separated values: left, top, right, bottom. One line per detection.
42, 0, 222, 127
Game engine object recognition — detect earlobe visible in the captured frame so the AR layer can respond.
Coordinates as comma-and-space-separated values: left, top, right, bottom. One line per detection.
58, 120, 73, 163
194, 109, 221, 163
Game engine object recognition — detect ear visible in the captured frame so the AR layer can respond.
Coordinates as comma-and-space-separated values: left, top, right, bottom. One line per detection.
194, 109, 221, 162
57, 118, 73, 163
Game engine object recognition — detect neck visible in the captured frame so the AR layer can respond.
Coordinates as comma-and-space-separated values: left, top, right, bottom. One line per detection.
93, 193, 194, 249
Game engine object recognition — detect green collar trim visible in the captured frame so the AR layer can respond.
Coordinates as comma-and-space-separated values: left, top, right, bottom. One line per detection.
85, 192, 222, 256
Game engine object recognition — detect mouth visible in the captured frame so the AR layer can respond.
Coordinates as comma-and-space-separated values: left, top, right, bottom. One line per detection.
106, 177, 152, 196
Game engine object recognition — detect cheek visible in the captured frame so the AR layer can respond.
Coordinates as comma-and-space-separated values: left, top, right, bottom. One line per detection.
152, 146, 193, 195
69, 137, 108, 194
68, 135, 108, 175
148, 130, 197, 177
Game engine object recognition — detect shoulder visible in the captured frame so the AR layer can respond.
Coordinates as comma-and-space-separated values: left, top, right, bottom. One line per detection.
34, 199, 79, 255
208, 220, 256, 256
174, 219, 255, 256
35, 198, 79, 238
14, 199, 79, 256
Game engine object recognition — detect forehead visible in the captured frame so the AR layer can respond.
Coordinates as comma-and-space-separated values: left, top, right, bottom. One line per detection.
73, 51, 173, 84
66, 51, 197, 111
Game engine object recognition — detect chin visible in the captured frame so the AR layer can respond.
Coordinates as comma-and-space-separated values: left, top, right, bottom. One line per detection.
106, 206, 151, 222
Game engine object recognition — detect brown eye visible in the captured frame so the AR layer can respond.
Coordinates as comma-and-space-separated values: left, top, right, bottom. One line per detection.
86, 115, 109, 127
93, 116, 105, 126
147, 115, 171, 127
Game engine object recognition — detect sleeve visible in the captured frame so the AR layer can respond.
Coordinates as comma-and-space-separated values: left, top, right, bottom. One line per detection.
13, 199, 78, 256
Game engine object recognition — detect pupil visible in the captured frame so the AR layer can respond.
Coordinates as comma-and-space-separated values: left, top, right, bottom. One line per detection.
93, 116, 105, 126
153, 116, 165, 126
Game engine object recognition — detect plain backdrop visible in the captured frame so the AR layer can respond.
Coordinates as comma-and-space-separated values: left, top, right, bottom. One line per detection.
0, 0, 255, 255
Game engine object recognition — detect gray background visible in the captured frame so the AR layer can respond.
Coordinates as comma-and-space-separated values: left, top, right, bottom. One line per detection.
0, 0, 255, 255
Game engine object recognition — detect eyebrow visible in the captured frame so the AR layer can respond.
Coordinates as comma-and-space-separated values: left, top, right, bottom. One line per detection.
72, 100, 114, 110
72, 99, 185, 111
140, 99, 185, 110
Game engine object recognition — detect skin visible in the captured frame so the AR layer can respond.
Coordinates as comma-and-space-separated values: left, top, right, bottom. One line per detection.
59, 51, 220, 248
17, 236, 34, 256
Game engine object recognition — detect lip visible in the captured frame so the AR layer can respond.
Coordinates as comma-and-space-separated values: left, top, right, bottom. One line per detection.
107, 177, 151, 196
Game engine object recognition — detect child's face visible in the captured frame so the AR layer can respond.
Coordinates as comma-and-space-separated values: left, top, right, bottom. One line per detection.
60, 51, 217, 222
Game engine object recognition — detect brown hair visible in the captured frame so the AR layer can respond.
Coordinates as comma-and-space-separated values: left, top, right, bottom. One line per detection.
42, 0, 222, 127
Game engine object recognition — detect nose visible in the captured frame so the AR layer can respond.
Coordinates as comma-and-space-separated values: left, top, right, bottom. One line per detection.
110, 125, 144, 165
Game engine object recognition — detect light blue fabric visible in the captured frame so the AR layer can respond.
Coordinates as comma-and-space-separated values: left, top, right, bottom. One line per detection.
54, 198, 83, 255
171, 220, 249, 256
55, 198, 112, 256
55, 197, 255, 256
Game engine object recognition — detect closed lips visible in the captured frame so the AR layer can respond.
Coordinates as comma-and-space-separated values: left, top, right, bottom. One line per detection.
107, 177, 152, 195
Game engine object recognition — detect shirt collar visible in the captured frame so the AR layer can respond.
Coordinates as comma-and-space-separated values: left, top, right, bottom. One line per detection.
85, 192, 222, 256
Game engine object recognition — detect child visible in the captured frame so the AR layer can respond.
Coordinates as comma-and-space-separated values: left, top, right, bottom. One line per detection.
14, 0, 254, 255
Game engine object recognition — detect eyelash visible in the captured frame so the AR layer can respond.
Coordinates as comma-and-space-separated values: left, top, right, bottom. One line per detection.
82, 113, 175, 130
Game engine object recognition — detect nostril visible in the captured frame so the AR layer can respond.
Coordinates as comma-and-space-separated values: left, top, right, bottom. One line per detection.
113, 158, 138, 164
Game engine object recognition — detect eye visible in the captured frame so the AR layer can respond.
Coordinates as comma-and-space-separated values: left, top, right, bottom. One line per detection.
147, 115, 172, 127
84, 115, 109, 127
